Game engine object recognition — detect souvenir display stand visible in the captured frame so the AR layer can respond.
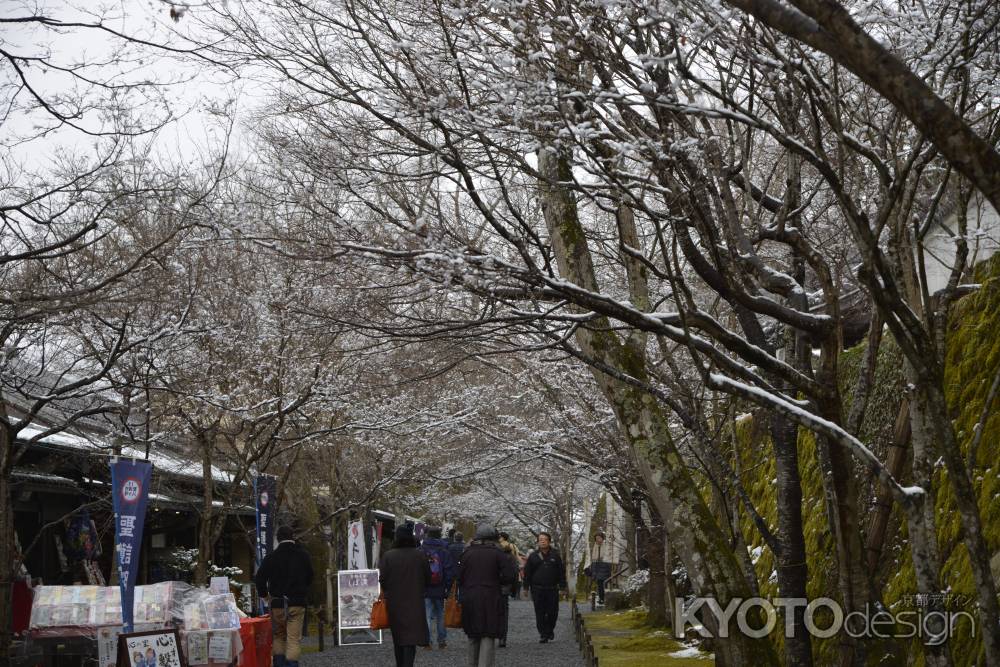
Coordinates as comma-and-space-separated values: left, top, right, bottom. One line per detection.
25, 582, 254, 667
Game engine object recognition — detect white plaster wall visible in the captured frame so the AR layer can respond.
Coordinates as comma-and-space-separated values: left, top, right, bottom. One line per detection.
922, 196, 1000, 295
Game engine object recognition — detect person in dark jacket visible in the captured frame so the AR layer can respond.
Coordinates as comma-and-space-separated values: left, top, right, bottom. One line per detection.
448, 531, 466, 566
255, 525, 314, 667
459, 524, 516, 666
419, 526, 456, 649
379, 525, 431, 667
523, 531, 567, 643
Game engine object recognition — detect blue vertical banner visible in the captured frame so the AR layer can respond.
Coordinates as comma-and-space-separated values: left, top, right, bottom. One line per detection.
254, 475, 277, 568
111, 459, 152, 633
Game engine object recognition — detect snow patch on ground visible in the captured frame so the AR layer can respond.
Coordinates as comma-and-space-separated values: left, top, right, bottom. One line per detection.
670, 645, 712, 659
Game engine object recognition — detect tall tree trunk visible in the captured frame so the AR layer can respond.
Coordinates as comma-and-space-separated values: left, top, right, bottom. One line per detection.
0, 397, 17, 658
919, 379, 1000, 665
537, 146, 776, 666
769, 414, 814, 666
195, 433, 215, 586
0, 465, 14, 659
645, 511, 668, 628
903, 361, 951, 667
866, 402, 911, 575
664, 531, 677, 633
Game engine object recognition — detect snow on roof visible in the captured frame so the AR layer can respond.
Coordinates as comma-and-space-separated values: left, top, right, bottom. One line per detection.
17, 423, 234, 484
12, 468, 77, 487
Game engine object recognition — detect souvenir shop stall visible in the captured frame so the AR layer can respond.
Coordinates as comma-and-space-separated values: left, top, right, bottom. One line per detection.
15, 457, 274, 667
24, 580, 271, 667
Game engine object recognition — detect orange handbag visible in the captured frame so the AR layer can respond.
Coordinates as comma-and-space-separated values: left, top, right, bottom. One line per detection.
370, 592, 390, 630
444, 582, 462, 628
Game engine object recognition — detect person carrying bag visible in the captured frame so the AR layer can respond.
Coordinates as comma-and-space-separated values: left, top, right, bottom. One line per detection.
444, 582, 462, 628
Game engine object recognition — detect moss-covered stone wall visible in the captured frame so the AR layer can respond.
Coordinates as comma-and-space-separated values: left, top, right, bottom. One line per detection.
728, 255, 1000, 664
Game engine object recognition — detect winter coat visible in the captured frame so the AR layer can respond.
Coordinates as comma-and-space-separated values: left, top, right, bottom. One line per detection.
587, 541, 609, 566
586, 542, 613, 580
448, 540, 466, 567
498, 541, 521, 595
419, 537, 456, 599
254, 541, 314, 607
379, 545, 431, 646
458, 540, 516, 639
524, 547, 567, 591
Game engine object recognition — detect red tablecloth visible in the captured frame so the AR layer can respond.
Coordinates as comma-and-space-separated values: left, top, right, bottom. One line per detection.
239, 617, 272, 667
12, 581, 31, 636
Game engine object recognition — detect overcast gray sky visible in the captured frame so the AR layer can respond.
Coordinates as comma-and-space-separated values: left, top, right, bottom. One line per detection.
2, 0, 257, 172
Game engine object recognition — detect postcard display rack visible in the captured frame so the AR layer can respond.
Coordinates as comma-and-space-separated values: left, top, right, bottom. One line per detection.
28, 582, 245, 666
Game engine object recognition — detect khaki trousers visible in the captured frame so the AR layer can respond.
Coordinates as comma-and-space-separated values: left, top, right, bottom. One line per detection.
271, 606, 305, 661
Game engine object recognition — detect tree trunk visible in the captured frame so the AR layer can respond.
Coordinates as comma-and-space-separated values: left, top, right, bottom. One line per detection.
334, 508, 342, 630
664, 532, 677, 633
866, 401, 911, 575
0, 396, 17, 658
195, 434, 215, 586
646, 515, 668, 628
814, 428, 875, 667
537, 146, 776, 666
903, 362, 951, 667
919, 380, 1000, 665
769, 414, 814, 666
0, 465, 14, 659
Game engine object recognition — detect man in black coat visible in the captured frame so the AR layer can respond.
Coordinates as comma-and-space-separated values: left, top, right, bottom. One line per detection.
254, 526, 314, 667
379, 525, 431, 667
459, 524, 516, 666
524, 531, 567, 643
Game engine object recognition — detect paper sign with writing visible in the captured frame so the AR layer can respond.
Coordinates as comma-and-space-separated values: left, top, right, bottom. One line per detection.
116, 629, 184, 667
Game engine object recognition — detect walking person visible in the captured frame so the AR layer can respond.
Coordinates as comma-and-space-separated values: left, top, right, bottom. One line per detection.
449, 531, 466, 566
585, 531, 612, 606
459, 524, 516, 666
379, 525, 431, 667
496, 532, 521, 648
419, 526, 456, 650
254, 526, 314, 667
524, 531, 567, 643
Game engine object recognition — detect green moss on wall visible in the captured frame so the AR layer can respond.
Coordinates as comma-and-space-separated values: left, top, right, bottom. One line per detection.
899, 254, 1000, 666
727, 255, 1000, 664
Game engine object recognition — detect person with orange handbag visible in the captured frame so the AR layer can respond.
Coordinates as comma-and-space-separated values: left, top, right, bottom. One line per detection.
379, 525, 431, 667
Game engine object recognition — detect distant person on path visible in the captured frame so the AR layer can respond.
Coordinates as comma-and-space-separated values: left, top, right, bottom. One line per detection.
380, 525, 431, 667
585, 531, 612, 606
419, 526, 456, 650
255, 525, 314, 667
449, 531, 466, 566
459, 523, 516, 666
496, 532, 521, 648
524, 531, 567, 643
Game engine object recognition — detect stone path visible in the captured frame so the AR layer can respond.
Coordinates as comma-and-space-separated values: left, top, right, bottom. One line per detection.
300, 600, 583, 666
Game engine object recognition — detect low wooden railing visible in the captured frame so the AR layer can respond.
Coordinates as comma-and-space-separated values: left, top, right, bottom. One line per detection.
570, 598, 598, 667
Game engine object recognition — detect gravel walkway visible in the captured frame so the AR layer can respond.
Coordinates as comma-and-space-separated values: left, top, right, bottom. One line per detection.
300, 599, 583, 666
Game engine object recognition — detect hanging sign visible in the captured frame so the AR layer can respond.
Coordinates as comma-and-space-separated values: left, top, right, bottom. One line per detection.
253, 475, 277, 568
347, 520, 368, 570
111, 459, 152, 633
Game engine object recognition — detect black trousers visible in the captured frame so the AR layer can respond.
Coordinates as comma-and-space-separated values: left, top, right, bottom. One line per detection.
531, 588, 559, 638
393, 644, 416, 667
501, 594, 510, 641
596, 577, 606, 603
